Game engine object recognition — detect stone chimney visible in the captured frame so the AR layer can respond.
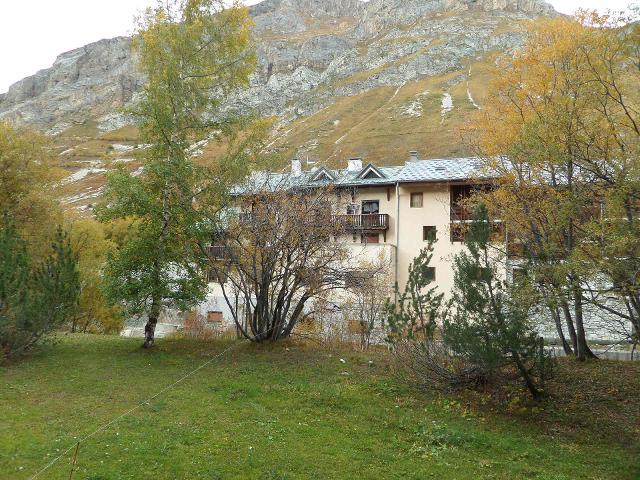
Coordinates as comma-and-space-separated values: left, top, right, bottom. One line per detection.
347, 157, 363, 172
409, 151, 419, 162
291, 158, 302, 177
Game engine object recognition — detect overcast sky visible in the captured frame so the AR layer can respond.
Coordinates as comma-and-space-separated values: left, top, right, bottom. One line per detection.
0, 0, 636, 93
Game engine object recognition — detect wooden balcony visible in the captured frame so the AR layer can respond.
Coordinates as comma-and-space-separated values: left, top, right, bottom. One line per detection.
333, 214, 390, 231
450, 204, 471, 222
206, 245, 227, 260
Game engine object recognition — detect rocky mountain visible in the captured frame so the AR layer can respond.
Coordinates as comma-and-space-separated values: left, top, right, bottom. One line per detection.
0, 0, 556, 210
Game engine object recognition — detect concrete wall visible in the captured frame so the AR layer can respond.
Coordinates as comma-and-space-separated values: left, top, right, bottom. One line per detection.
395, 183, 466, 298
332, 182, 466, 298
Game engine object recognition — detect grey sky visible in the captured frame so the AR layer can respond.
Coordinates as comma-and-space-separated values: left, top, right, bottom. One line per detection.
0, 0, 635, 93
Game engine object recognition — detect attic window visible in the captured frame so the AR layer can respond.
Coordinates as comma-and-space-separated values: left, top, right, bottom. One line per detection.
314, 171, 333, 181
310, 167, 335, 182
356, 164, 385, 180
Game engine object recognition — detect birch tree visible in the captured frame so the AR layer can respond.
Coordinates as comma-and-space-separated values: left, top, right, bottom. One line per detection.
99, 0, 255, 347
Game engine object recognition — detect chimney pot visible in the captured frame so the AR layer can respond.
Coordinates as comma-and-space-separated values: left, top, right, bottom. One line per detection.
409, 151, 419, 161
347, 157, 363, 172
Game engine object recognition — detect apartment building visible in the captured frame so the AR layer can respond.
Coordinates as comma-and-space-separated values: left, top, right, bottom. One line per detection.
196, 153, 496, 330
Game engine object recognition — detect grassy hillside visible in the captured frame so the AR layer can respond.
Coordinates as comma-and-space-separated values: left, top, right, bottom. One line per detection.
50, 58, 494, 212
270, 57, 496, 167
1, 335, 638, 479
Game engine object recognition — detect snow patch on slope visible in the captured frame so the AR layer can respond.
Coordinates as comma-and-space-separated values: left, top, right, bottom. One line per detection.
441, 93, 453, 122
62, 168, 107, 184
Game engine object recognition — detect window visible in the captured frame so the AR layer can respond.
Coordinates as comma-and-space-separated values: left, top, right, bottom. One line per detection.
450, 185, 475, 220
361, 200, 379, 214
410, 192, 423, 208
207, 311, 223, 324
425, 267, 436, 282
346, 203, 359, 215
361, 233, 379, 244
450, 223, 467, 242
207, 269, 228, 284
423, 226, 436, 241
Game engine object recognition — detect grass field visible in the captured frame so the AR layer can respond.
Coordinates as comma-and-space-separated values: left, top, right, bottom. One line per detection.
1, 335, 638, 479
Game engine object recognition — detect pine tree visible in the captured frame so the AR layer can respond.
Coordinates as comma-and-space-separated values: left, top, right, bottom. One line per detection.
384, 235, 444, 342
443, 205, 545, 398
0, 217, 80, 360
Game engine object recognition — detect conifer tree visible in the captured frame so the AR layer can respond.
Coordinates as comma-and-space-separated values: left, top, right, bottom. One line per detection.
0, 217, 80, 360
443, 205, 545, 398
384, 235, 444, 341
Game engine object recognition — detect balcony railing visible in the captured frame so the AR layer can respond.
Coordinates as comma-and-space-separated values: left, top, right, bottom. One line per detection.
206, 245, 226, 260
450, 204, 471, 222
333, 214, 390, 231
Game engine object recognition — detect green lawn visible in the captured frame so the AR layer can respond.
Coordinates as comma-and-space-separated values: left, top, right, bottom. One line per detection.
0, 335, 637, 480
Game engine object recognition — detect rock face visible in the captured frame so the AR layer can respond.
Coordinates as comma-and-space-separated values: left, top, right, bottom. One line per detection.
0, 37, 142, 133
0, 0, 556, 138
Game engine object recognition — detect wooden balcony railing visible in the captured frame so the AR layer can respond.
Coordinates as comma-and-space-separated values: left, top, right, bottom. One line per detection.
206, 245, 226, 260
450, 204, 471, 222
450, 222, 505, 243
332, 214, 390, 231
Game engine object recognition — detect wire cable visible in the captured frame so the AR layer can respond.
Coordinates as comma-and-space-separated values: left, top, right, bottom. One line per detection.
27, 342, 238, 480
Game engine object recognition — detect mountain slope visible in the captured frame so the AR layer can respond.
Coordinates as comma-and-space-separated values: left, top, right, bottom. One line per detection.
0, 0, 556, 211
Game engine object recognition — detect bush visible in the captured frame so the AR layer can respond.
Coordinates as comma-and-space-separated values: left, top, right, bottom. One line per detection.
394, 340, 491, 392
0, 218, 80, 360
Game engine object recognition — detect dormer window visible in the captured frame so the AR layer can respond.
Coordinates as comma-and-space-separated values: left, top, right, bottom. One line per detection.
356, 163, 385, 180
310, 166, 336, 182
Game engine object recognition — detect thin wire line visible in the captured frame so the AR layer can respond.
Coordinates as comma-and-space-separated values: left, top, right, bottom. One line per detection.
28, 342, 239, 480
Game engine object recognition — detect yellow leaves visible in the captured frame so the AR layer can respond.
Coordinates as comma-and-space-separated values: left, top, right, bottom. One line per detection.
475, 11, 638, 166
131, 0, 255, 146
0, 122, 65, 261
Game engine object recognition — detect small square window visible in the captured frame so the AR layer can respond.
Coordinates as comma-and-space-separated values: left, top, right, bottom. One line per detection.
361, 233, 379, 244
425, 267, 436, 282
410, 192, 423, 208
423, 226, 436, 241
362, 200, 380, 214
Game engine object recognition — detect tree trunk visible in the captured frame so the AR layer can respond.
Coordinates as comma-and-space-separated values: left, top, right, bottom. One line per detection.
572, 284, 597, 360
143, 297, 161, 349
549, 305, 573, 355
512, 349, 541, 399
561, 300, 578, 354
